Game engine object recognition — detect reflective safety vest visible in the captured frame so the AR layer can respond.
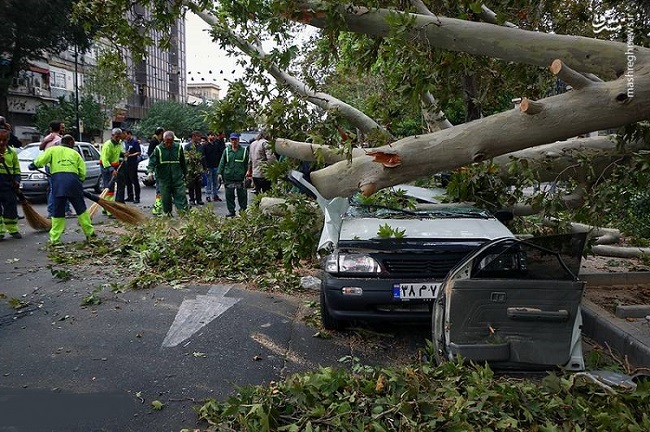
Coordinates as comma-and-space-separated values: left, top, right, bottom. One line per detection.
156, 143, 182, 164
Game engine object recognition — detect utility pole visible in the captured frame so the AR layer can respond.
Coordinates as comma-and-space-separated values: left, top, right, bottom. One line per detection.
74, 45, 81, 141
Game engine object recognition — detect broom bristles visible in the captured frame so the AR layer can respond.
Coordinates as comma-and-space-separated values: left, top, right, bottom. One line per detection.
97, 198, 148, 225
21, 201, 51, 232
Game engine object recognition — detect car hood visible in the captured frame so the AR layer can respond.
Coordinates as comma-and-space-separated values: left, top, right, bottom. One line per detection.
339, 217, 514, 241
287, 170, 514, 251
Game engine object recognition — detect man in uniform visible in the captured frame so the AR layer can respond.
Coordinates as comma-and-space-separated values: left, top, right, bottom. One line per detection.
147, 131, 188, 216
148, 127, 164, 215
218, 133, 249, 217
29, 135, 95, 244
0, 127, 22, 240
100, 128, 125, 207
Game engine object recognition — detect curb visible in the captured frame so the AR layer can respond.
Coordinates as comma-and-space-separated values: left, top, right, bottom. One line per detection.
581, 300, 650, 368
579, 271, 650, 286
579, 272, 650, 368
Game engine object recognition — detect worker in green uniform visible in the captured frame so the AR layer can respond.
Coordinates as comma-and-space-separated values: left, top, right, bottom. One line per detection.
30, 135, 95, 244
218, 133, 250, 217
146, 130, 188, 216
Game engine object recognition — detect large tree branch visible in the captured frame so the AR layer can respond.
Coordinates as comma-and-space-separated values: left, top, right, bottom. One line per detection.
291, 2, 645, 77
194, 10, 391, 138
285, 63, 650, 198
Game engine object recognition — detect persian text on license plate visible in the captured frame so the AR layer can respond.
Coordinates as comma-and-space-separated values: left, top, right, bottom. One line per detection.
393, 283, 439, 300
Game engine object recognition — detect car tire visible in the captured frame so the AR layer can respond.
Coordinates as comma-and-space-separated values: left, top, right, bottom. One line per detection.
320, 290, 345, 331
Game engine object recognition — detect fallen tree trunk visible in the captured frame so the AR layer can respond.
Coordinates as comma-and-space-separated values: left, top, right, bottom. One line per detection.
291, 3, 631, 77
591, 245, 650, 258
284, 62, 650, 198
493, 136, 649, 184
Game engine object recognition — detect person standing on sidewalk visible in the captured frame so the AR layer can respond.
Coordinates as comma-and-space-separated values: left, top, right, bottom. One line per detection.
147, 131, 188, 216
30, 135, 95, 244
184, 131, 206, 205
218, 133, 249, 217
203, 131, 225, 202
0, 127, 22, 241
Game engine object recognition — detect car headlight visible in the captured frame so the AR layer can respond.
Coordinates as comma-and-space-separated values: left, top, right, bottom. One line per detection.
325, 253, 381, 274
28, 172, 47, 180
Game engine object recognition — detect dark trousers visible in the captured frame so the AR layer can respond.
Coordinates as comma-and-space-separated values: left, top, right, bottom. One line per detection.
187, 173, 203, 203
252, 177, 272, 193
125, 163, 140, 200
115, 168, 130, 203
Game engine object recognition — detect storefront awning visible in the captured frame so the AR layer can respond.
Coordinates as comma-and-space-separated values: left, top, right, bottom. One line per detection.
28, 64, 49, 75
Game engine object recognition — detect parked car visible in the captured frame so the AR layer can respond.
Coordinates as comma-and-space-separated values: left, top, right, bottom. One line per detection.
234, 130, 260, 148
17, 142, 102, 200
288, 171, 516, 330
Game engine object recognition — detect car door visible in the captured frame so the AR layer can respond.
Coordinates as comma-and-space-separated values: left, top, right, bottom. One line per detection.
77, 143, 101, 189
432, 233, 587, 370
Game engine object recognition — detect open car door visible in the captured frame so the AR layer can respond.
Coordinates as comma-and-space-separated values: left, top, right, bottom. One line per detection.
432, 233, 587, 371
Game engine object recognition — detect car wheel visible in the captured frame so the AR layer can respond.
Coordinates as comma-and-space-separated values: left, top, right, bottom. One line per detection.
320, 290, 345, 331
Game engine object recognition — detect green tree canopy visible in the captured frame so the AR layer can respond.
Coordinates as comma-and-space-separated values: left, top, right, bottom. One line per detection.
33, 96, 104, 140
134, 100, 210, 140
0, 0, 94, 114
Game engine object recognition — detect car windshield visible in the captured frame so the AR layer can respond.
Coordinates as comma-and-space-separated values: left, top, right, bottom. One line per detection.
346, 193, 491, 219
18, 145, 42, 160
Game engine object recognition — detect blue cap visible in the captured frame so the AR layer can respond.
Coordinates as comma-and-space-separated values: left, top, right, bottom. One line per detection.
229, 132, 240, 139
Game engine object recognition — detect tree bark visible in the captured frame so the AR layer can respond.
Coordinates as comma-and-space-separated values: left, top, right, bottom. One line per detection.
492, 136, 649, 184
291, 3, 635, 77
287, 64, 650, 198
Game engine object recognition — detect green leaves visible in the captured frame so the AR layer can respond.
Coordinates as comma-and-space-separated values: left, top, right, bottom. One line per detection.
377, 224, 405, 239
194, 360, 650, 430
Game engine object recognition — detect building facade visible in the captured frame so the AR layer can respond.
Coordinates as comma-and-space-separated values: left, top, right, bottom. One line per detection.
5, 12, 186, 144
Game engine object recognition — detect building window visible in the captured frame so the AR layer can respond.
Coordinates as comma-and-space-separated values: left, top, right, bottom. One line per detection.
51, 71, 67, 89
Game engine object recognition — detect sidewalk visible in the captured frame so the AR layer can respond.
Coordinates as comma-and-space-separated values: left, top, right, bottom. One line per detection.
580, 272, 650, 368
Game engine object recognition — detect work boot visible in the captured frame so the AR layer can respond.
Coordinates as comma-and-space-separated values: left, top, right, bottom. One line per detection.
50, 217, 66, 244
152, 196, 162, 215
78, 211, 95, 239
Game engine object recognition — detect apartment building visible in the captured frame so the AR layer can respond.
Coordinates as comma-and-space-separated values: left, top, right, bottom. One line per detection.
5, 13, 186, 144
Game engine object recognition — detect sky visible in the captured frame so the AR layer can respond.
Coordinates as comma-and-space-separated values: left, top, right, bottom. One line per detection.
185, 12, 240, 96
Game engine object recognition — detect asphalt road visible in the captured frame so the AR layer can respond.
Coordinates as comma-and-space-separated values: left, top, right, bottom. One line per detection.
0, 183, 429, 431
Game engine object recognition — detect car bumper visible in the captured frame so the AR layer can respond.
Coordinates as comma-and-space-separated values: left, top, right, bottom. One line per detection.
322, 272, 437, 323
19, 181, 49, 199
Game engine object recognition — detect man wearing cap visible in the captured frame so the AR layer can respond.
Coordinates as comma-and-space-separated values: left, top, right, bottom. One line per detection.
30, 135, 95, 244
100, 128, 125, 209
217, 133, 249, 217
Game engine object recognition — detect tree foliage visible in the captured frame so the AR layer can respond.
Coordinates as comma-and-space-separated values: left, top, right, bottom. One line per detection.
33, 96, 104, 139
134, 100, 211, 139
83, 49, 133, 121
0, 0, 94, 114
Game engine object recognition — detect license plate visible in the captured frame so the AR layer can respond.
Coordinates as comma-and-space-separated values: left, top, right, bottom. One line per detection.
393, 283, 439, 300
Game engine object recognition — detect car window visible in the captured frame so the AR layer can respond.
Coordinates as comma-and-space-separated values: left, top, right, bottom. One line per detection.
471, 233, 587, 280
17, 145, 42, 160
79, 144, 99, 161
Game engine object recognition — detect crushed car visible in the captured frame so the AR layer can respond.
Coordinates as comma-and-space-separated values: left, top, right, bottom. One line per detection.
289, 171, 587, 371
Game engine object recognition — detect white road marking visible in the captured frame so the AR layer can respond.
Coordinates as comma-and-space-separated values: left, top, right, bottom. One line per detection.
162, 285, 241, 348
250, 333, 313, 368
